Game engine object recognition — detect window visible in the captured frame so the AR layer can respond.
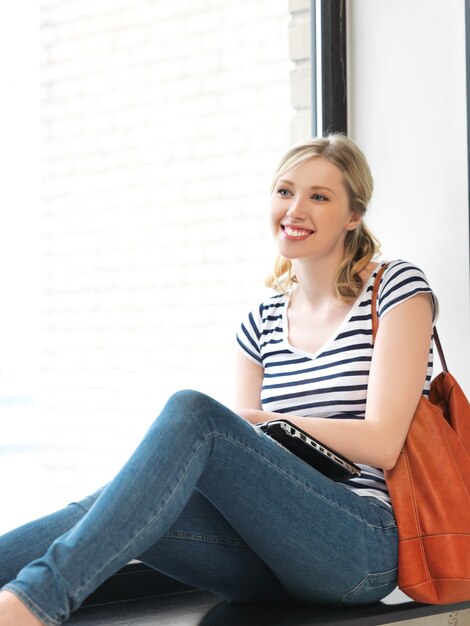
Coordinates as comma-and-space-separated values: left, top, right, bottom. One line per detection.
1, 0, 293, 534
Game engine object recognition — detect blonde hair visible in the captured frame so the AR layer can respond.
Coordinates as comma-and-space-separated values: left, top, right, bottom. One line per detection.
266, 134, 380, 302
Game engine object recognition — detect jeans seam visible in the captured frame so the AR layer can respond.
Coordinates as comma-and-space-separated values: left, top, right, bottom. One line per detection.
213, 431, 393, 531
363, 498, 397, 529
339, 566, 398, 604
163, 530, 248, 547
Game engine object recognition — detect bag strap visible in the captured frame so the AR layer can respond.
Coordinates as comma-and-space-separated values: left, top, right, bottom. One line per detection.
370, 262, 448, 373
371, 263, 388, 342
433, 327, 448, 373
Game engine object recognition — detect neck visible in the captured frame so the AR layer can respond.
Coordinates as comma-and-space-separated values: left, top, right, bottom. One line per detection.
291, 257, 342, 309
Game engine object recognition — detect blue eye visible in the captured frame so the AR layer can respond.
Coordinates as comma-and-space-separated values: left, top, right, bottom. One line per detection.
312, 193, 327, 201
277, 187, 292, 197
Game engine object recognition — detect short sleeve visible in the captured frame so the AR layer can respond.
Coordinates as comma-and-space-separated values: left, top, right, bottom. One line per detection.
377, 260, 439, 323
236, 304, 263, 365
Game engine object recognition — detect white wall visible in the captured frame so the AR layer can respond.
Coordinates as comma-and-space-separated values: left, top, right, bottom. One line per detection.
0, 2, 40, 406
348, 0, 470, 394
36, 0, 293, 498
0, 0, 295, 534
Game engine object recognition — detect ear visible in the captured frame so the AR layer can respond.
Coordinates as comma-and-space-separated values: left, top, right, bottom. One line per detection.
345, 212, 362, 231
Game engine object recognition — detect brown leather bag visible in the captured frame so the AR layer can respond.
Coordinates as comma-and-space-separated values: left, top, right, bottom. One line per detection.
372, 264, 470, 604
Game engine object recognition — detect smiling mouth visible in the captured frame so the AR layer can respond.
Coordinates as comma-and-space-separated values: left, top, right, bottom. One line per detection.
282, 225, 314, 239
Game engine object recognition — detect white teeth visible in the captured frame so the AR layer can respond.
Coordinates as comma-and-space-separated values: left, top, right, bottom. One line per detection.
284, 226, 312, 238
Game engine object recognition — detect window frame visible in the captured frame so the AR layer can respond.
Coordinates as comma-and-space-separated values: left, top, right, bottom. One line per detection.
310, 0, 347, 136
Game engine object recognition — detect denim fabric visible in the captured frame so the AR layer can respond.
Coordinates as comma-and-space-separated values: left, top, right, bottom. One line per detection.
0, 390, 398, 625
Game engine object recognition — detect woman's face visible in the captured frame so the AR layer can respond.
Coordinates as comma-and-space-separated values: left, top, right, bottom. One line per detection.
270, 156, 360, 263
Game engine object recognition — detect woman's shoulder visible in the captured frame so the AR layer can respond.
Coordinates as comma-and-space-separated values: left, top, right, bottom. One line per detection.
377, 259, 438, 321
379, 259, 432, 292
236, 292, 288, 364
237, 292, 288, 332
244, 292, 289, 320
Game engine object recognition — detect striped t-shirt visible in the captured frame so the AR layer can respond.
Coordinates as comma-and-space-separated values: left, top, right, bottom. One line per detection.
236, 260, 439, 506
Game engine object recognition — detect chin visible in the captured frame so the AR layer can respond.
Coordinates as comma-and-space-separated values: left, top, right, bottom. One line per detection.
277, 247, 311, 261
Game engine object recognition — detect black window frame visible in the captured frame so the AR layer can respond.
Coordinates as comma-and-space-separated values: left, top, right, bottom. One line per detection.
310, 0, 347, 136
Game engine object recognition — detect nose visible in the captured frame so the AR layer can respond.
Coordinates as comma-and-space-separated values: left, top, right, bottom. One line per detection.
286, 193, 307, 220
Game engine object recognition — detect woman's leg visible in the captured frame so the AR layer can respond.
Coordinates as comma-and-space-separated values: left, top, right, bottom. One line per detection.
2, 390, 397, 625
0, 491, 103, 588
0, 488, 287, 611
0, 487, 286, 602
2, 391, 293, 624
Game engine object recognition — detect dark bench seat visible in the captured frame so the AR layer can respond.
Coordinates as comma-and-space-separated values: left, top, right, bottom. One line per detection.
68, 562, 470, 625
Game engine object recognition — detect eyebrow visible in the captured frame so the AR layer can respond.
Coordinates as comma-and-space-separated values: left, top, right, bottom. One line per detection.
277, 179, 335, 194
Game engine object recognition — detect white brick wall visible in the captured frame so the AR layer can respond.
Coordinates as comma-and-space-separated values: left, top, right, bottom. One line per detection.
289, 0, 311, 142
0, 3, 41, 409
39, 0, 294, 489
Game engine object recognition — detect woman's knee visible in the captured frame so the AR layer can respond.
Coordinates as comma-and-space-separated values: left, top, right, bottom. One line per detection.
159, 389, 238, 432
165, 390, 224, 419
167, 389, 217, 410
67, 486, 105, 514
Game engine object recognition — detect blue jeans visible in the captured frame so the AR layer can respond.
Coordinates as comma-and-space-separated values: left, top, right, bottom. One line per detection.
0, 390, 398, 625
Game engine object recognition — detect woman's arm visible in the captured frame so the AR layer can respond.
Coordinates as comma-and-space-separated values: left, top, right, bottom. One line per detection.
233, 350, 263, 411
236, 293, 433, 470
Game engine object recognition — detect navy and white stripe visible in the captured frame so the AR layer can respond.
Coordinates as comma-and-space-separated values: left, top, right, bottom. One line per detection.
236, 260, 439, 506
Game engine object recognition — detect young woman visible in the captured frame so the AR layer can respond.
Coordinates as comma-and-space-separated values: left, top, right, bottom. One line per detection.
0, 135, 437, 625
